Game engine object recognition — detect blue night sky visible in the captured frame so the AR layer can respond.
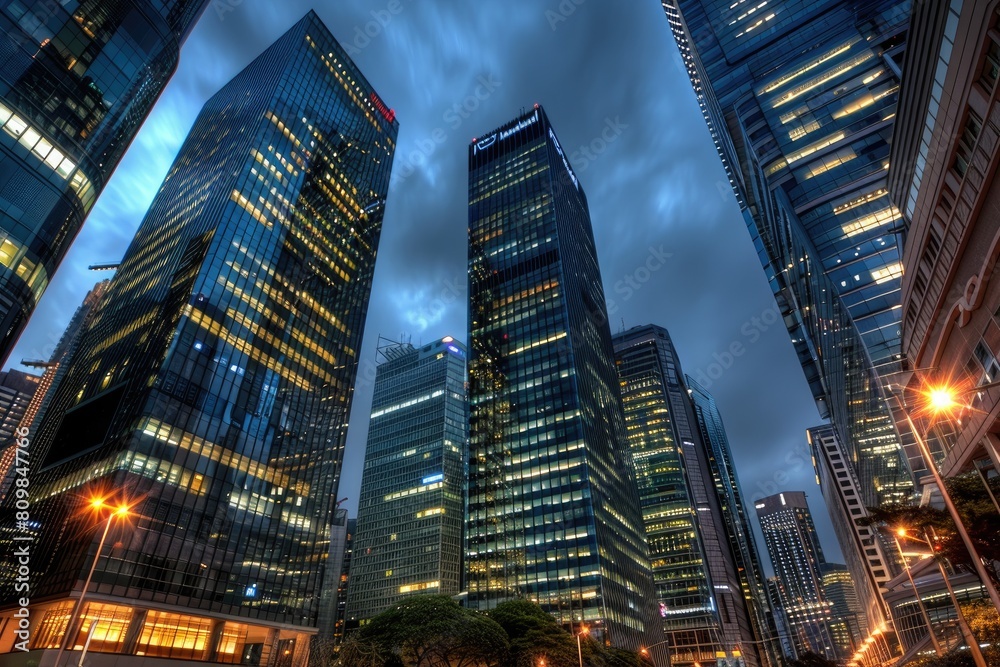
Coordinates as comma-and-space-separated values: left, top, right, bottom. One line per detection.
9, 1, 842, 565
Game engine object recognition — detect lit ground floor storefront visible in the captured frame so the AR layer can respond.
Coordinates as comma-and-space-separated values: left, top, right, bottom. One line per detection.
0, 597, 311, 666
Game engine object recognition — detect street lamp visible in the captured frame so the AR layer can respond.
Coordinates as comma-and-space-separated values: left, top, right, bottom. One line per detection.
53, 496, 133, 667
639, 639, 670, 667
898, 527, 988, 667
576, 625, 588, 667
885, 381, 1000, 612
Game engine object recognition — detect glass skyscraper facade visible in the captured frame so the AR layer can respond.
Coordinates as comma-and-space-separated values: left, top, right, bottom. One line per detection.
755, 492, 839, 662
688, 376, 783, 667
466, 106, 657, 650
660, 0, 917, 510
346, 336, 467, 623
0, 11, 396, 665
0, 0, 209, 365
821, 562, 866, 657
613, 324, 767, 667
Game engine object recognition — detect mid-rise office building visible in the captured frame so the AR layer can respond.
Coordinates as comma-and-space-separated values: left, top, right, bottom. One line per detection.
0, 369, 41, 501
889, 0, 1000, 481
466, 106, 658, 651
755, 492, 838, 662
820, 563, 866, 657
660, 0, 916, 513
612, 324, 766, 667
0, 11, 397, 665
346, 336, 468, 623
0, 370, 40, 439
0, 0, 209, 365
808, 424, 902, 657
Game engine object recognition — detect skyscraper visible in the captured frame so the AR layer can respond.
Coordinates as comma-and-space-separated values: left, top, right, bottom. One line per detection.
466, 105, 658, 651
0, 279, 108, 503
20, 279, 110, 434
346, 336, 468, 623
821, 563, 866, 657
0, 368, 42, 501
0, 370, 40, 441
755, 492, 838, 662
660, 0, 916, 509
0, 1, 209, 365
0, 11, 396, 665
688, 376, 783, 667
889, 0, 1000, 493
613, 324, 767, 667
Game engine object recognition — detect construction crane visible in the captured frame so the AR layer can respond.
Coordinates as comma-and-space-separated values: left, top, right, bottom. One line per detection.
87, 263, 120, 271
21, 359, 57, 369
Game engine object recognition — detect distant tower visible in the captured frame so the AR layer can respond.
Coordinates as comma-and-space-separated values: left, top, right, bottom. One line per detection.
613, 324, 768, 667
808, 425, 897, 643
0, 369, 43, 499
465, 106, 658, 651
755, 492, 839, 661
346, 336, 468, 623
821, 563, 866, 656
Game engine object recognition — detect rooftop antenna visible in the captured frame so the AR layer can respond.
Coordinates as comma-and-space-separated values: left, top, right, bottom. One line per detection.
620, 317, 626, 334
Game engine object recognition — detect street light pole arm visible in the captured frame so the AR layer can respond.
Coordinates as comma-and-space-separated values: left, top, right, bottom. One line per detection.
893, 396, 1000, 611
53, 513, 113, 667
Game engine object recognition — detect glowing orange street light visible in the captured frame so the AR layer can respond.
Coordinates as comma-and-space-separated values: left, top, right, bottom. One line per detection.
576, 625, 589, 667
927, 387, 958, 413
885, 381, 1000, 612
54, 495, 134, 667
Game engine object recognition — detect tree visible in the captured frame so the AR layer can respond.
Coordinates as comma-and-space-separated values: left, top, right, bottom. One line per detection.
864, 472, 1000, 590
352, 595, 509, 667
488, 600, 578, 667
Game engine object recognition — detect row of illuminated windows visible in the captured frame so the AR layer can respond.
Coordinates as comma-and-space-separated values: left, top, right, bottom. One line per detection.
0, 101, 91, 193
0, 232, 48, 303
305, 35, 393, 142
470, 143, 546, 193
222, 242, 349, 336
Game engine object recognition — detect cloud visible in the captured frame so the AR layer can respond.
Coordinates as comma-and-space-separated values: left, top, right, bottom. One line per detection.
10, 0, 839, 565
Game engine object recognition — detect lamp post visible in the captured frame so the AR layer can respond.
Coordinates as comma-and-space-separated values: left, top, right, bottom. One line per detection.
53, 497, 132, 667
886, 384, 1000, 612
891, 528, 943, 656
576, 625, 588, 667
899, 527, 989, 667
639, 639, 671, 667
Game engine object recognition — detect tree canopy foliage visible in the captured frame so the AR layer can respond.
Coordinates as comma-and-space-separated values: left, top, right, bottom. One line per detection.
332, 595, 654, 667
863, 472, 1000, 587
